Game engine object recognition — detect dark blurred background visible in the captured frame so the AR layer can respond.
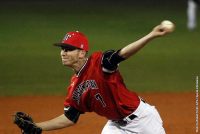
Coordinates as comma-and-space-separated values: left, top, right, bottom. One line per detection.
0, 0, 199, 95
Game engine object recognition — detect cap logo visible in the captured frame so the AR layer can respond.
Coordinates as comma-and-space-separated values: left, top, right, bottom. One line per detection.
63, 34, 72, 41
80, 44, 84, 48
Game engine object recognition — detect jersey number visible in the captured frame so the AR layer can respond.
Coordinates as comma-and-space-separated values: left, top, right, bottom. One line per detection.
95, 93, 106, 107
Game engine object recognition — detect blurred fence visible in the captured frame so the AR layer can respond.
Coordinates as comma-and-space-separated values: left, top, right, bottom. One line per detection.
0, 0, 188, 8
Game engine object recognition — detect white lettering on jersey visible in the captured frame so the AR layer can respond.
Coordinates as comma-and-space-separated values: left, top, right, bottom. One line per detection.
72, 80, 98, 105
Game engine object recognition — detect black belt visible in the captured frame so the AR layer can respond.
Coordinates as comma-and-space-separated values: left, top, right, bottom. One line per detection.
112, 114, 137, 126
128, 114, 137, 120
113, 99, 146, 126
141, 98, 146, 103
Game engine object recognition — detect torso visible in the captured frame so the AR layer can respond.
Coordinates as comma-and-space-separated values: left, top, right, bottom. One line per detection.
64, 52, 140, 120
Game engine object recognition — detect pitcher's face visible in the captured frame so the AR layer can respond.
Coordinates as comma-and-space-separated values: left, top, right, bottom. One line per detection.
60, 49, 80, 67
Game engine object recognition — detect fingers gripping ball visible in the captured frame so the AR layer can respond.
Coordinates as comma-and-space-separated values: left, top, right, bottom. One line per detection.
13, 112, 42, 134
160, 20, 175, 33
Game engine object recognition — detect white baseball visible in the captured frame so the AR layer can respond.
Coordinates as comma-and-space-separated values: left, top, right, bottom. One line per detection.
161, 20, 175, 33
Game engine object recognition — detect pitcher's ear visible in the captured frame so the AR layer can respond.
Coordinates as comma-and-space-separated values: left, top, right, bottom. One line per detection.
79, 50, 87, 58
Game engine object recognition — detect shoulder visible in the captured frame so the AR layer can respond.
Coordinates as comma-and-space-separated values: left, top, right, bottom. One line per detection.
88, 51, 104, 63
90, 51, 103, 58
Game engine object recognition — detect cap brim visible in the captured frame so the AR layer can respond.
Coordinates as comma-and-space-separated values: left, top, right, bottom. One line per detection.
53, 43, 79, 50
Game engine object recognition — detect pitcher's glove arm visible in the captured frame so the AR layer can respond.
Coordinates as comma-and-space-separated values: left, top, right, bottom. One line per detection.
13, 112, 42, 134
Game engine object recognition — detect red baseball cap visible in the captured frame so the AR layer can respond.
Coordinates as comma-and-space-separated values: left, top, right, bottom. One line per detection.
54, 31, 89, 51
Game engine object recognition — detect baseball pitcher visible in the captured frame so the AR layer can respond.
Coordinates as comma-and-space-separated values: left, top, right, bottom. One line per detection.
13, 23, 172, 134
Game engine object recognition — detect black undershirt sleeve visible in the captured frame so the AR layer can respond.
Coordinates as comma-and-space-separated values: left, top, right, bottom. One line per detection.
64, 106, 82, 123
102, 50, 125, 73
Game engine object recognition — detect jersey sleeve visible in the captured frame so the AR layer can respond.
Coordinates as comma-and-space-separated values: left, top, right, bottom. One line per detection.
101, 50, 125, 73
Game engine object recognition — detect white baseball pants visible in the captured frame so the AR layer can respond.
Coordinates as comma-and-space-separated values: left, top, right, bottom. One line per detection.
101, 101, 166, 134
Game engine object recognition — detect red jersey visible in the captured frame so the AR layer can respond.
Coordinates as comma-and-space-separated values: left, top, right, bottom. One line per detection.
64, 51, 140, 120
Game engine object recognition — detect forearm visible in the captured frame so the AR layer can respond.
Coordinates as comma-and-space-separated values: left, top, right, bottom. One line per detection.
118, 32, 155, 59
36, 114, 74, 131
118, 24, 169, 59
